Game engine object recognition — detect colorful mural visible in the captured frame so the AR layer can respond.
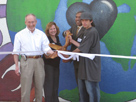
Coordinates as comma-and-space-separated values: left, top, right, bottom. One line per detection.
0, 0, 136, 102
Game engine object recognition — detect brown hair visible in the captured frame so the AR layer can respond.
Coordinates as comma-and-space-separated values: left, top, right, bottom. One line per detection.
91, 20, 95, 27
45, 22, 60, 37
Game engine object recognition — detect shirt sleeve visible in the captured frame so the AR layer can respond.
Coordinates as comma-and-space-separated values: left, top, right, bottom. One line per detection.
42, 33, 51, 54
13, 33, 21, 55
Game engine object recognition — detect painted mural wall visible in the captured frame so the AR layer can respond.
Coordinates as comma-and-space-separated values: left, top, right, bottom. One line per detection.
0, 0, 136, 102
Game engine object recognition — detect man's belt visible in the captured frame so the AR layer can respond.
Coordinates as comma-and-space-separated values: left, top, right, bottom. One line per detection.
26, 55, 41, 59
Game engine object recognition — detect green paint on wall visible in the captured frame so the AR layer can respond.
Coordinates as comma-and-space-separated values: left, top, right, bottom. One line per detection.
67, 0, 82, 7
101, 2, 136, 71
59, 88, 136, 102
7, 0, 60, 32
101, 91, 136, 102
59, 87, 79, 102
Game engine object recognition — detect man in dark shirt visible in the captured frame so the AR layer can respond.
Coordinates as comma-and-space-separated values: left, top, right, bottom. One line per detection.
71, 12, 101, 102
63, 11, 85, 84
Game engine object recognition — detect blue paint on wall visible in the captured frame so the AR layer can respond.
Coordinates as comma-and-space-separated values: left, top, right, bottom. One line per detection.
117, 4, 130, 13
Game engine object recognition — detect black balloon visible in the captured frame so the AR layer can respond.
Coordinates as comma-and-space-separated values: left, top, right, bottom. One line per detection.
66, 0, 117, 39
89, 0, 117, 39
66, 2, 91, 26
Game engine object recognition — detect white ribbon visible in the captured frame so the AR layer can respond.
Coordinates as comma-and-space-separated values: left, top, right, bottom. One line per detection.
57, 50, 136, 60
1, 50, 136, 60
57, 50, 95, 61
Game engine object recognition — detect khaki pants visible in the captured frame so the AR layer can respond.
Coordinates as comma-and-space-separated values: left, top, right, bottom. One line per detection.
20, 57, 45, 102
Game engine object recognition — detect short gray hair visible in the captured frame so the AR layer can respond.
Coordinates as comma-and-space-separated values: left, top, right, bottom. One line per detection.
25, 14, 36, 21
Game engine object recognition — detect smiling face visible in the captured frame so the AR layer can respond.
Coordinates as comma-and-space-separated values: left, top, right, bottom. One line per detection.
49, 25, 57, 37
25, 14, 37, 32
75, 12, 82, 26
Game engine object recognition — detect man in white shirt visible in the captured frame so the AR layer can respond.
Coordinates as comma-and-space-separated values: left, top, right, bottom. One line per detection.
13, 14, 55, 102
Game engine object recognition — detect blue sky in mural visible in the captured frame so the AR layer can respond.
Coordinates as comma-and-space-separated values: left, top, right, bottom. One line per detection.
134, 16, 136, 21
117, 4, 130, 13
9, 0, 136, 94
82, 0, 92, 4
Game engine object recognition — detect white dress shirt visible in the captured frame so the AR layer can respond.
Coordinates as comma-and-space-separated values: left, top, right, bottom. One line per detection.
13, 27, 51, 55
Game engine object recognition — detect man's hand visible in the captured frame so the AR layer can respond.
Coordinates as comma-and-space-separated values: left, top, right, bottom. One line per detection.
50, 51, 58, 59
14, 54, 20, 76
44, 51, 58, 59
15, 66, 20, 76
68, 35, 73, 43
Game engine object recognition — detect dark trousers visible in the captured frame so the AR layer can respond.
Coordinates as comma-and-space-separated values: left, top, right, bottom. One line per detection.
73, 61, 80, 102
73, 61, 79, 84
44, 64, 59, 102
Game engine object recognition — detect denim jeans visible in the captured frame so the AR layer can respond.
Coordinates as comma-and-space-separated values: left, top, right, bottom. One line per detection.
78, 79, 100, 102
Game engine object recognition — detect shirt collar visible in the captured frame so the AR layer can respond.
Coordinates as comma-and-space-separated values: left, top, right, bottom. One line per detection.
77, 26, 82, 29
